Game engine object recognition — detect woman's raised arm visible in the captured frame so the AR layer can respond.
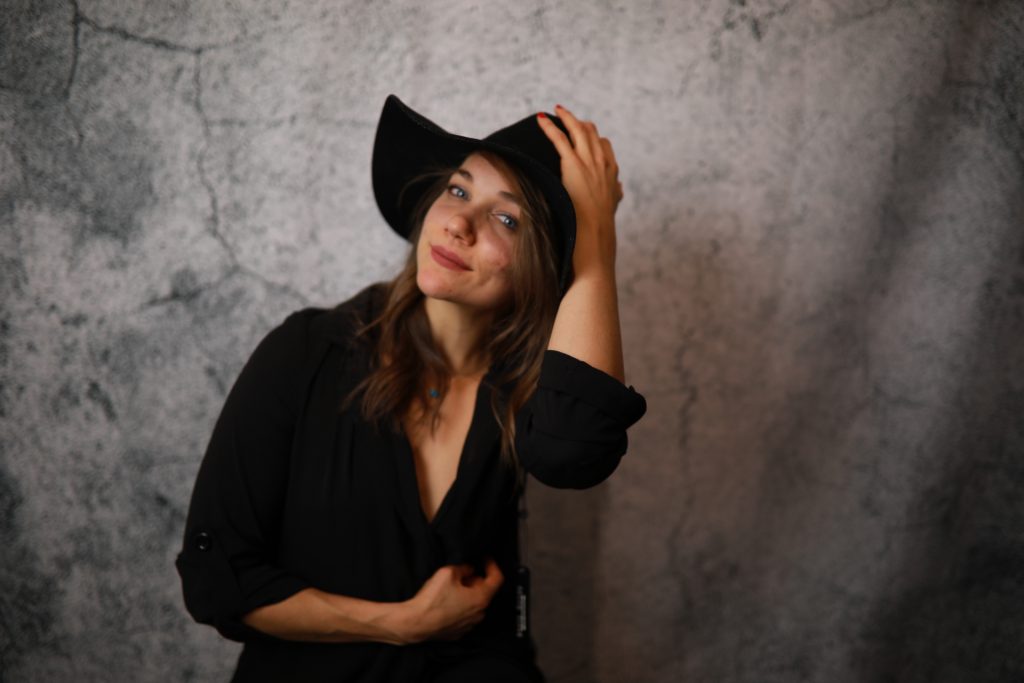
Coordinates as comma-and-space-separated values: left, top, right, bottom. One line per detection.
537, 104, 626, 383
516, 107, 644, 490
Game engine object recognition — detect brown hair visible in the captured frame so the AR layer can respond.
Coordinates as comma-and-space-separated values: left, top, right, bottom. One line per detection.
345, 150, 560, 472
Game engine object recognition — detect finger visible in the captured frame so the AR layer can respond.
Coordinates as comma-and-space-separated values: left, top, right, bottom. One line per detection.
555, 106, 596, 165
578, 120, 603, 167
536, 113, 575, 160
554, 105, 596, 165
483, 558, 504, 590
588, 124, 608, 168
599, 137, 618, 174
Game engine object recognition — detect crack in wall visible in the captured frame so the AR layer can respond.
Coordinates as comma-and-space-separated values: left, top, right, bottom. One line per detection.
206, 114, 372, 130
43, 3, 343, 317
802, 0, 900, 49
139, 269, 231, 311
238, 265, 312, 306
187, 54, 312, 309
62, 0, 82, 101
60, 100, 84, 147
201, 358, 228, 397
710, 0, 797, 57
190, 52, 237, 270
57, 8, 309, 309
69, 8, 308, 57
88, 46, 316, 320
840, 0, 899, 27
0, 83, 34, 96
208, 114, 300, 131
77, 14, 199, 55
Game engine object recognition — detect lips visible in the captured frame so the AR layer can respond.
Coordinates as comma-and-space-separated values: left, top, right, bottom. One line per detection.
430, 245, 471, 271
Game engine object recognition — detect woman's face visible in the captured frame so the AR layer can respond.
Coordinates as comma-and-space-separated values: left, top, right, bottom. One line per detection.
415, 152, 523, 312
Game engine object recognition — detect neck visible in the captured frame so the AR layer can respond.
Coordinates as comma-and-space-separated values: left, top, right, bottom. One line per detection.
422, 296, 494, 376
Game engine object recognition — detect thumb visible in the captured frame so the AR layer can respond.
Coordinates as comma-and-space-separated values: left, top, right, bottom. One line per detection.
483, 558, 504, 590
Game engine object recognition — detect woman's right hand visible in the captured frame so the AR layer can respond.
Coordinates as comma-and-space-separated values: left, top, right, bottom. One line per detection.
400, 558, 504, 643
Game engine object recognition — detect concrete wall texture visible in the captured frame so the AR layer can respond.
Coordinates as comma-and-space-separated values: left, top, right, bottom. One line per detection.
2, 0, 1022, 681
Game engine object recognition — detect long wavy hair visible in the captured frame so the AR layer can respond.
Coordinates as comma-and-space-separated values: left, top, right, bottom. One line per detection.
345, 150, 561, 471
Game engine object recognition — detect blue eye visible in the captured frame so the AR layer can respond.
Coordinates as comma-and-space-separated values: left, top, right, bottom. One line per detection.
496, 214, 518, 230
447, 184, 467, 199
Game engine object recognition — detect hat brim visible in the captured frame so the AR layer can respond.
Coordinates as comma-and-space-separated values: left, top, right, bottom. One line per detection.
371, 95, 576, 296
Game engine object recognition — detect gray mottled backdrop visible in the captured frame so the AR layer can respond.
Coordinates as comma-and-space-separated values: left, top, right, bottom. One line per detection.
2, 0, 1022, 681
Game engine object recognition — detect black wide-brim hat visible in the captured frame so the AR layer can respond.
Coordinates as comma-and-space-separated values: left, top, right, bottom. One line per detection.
371, 94, 576, 296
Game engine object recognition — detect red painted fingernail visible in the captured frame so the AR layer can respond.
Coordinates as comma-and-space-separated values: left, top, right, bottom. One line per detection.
556, 104, 564, 110
537, 112, 547, 119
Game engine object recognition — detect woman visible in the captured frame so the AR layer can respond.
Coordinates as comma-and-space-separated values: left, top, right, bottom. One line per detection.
176, 95, 647, 682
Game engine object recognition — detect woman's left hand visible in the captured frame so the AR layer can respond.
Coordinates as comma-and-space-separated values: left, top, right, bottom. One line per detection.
537, 105, 623, 277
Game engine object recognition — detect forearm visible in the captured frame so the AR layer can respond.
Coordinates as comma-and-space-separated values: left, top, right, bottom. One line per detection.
547, 262, 626, 383
241, 587, 417, 645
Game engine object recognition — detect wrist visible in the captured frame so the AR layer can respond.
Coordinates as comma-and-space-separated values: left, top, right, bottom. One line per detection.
571, 236, 617, 277
386, 598, 425, 645
569, 258, 614, 286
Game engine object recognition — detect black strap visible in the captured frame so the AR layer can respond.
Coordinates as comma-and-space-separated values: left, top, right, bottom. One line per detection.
516, 477, 531, 639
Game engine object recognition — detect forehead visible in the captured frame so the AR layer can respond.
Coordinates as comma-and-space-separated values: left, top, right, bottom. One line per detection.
457, 152, 521, 194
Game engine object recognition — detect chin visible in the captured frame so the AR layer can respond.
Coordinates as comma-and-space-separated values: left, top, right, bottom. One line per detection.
415, 267, 454, 301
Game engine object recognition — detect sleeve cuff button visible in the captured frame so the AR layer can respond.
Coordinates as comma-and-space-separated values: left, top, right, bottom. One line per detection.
193, 531, 213, 552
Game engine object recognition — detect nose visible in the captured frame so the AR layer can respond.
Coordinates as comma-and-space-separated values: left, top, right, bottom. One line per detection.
445, 211, 475, 243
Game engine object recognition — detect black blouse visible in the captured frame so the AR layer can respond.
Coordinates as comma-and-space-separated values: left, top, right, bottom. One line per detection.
175, 283, 647, 682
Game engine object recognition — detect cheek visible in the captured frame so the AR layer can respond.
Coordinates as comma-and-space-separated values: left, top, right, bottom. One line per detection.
414, 236, 446, 293
414, 235, 429, 273
479, 237, 515, 278
422, 202, 443, 227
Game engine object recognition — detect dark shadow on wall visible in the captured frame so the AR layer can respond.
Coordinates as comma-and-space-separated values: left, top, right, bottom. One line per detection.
854, 3, 1024, 681
856, 144, 1024, 683
856, 247, 1024, 681
661, 3, 1024, 681
0, 456, 66, 678
528, 481, 603, 683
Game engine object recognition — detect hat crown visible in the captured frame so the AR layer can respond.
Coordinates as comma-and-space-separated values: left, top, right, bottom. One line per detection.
482, 115, 565, 183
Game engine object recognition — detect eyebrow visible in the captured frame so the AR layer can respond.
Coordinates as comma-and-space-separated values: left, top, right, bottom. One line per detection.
454, 169, 523, 207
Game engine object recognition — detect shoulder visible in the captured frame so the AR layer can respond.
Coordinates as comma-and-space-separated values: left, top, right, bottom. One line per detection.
237, 283, 389, 407
270, 282, 390, 350
247, 282, 388, 369
302, 281, 389, 349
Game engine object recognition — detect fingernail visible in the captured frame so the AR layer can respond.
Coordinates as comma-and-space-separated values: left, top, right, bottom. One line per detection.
556, 104, 564, 110
537, 112, 547, 119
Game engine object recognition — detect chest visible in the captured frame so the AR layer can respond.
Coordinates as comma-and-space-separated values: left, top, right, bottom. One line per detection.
402, 378, 482, 523
278, 336, 528, 595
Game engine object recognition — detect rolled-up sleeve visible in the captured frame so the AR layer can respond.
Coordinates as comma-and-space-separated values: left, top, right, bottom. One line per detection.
175, 311, 314, 642
516, 350, 647, 489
